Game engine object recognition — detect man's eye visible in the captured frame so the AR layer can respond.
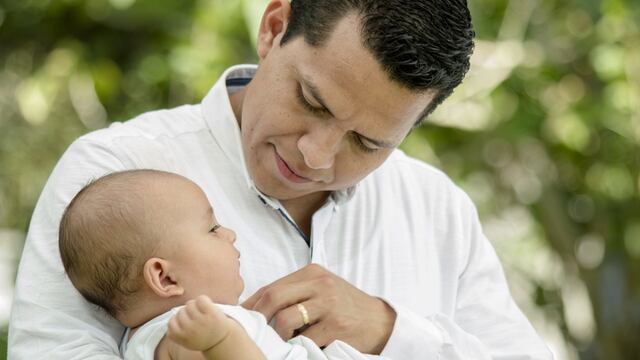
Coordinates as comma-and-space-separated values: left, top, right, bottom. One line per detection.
351, 133, 379, 153
296, 84, 325, 115
210, 224, 221, 233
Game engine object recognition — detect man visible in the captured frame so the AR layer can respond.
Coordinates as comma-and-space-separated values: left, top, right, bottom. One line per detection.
9, 0, 553, 359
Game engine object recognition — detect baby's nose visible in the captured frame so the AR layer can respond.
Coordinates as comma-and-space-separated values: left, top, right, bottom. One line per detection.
225, 227, 237, 243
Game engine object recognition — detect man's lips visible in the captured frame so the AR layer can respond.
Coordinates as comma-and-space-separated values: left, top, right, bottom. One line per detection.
274, 151, 313, 184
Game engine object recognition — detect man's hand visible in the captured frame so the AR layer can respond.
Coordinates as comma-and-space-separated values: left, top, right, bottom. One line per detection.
167, 295, 232, 352
242, 264, 396, 354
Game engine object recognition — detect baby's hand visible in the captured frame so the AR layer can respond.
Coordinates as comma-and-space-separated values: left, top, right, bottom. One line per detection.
167, 295, 232, 351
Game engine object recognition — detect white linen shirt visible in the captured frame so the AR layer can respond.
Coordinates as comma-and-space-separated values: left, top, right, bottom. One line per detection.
9, 65, 552, 359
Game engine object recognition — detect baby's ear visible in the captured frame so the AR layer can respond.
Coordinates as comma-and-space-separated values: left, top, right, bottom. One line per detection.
143, 258, 184, 298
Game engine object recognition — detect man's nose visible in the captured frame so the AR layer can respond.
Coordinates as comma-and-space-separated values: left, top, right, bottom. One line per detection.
297, 124, 342, 170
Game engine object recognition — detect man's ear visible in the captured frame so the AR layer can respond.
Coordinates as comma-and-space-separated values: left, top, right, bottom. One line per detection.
257, 0, 292, 59
143, 258, 184, 298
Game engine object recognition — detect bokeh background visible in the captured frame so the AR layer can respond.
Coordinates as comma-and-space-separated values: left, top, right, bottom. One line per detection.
0, 0, 638, 359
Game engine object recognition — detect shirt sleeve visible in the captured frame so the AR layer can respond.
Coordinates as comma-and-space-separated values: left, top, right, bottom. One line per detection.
380, 190, 554, 360
8, 138, 128, 359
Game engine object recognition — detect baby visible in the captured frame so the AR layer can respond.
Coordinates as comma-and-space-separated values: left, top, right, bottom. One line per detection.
58, 169, 379, 360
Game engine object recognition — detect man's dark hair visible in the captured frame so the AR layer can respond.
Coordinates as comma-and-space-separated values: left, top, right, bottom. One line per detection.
281, 0, 475, 123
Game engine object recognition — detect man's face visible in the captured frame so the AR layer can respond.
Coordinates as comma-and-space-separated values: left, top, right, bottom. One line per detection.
238, 13, 434, 202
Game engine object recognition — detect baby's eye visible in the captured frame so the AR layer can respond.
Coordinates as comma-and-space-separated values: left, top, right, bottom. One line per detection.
210, 224, 221, 233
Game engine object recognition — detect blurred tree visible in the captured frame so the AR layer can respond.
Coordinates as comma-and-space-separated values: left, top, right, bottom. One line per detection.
0, 0, 638, 359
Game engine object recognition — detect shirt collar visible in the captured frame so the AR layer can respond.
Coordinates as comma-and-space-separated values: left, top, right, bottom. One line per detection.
201, 64, 357, 209
201, 64, 256, 193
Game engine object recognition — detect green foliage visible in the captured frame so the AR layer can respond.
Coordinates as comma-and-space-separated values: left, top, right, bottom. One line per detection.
0, 326, 5, 359
1, 0, 638, 359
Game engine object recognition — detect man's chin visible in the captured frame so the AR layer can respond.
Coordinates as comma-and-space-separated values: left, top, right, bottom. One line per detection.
252, 169, 336, 202
258, 186, 305, 201
256, 183, 322, 202
252, 175, 294, 197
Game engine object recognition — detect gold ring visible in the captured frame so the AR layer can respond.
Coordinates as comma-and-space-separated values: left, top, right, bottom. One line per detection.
296, 303, 310, 326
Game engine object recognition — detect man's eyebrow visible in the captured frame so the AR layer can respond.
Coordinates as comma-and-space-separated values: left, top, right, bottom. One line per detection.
299, 76, 335, 118
299, 71, 397, 149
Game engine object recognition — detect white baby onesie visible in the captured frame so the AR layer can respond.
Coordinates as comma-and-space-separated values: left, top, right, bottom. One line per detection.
120, 304, 386, 360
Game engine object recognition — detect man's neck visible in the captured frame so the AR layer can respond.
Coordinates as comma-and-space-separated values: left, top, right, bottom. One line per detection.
229, 87, 245, 125
280, 191, 331, 238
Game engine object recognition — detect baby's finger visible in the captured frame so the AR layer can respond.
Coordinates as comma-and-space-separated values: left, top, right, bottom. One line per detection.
184, 299, 196, 309
189, 295, 226, 325
167, 315, 185, 342
194, 295, 216, 314
184, 303, 198, 320
175, 307, 196, 331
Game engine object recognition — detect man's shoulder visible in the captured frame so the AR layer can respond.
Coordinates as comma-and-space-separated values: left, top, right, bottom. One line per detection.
364, 149, 474, 209
79, 103, 204, 145
65, 103, 210, 169
374, 150, 458, 190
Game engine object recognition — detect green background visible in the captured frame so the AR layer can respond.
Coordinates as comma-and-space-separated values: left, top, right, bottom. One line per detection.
1, 0, 639, 359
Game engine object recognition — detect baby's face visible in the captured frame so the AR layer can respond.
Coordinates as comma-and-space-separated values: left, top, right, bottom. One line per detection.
157, 178, 244, 304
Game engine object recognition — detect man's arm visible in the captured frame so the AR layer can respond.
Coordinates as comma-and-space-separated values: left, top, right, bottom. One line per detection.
380, 190, 552, 359
380, 241, 551, 358
9, 138, 127, 359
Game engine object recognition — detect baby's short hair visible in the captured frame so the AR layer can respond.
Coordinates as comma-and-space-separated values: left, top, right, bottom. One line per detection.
59, 169, 177, 317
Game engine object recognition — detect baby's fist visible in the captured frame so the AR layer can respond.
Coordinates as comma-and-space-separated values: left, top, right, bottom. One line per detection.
167, 295, 231, 351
